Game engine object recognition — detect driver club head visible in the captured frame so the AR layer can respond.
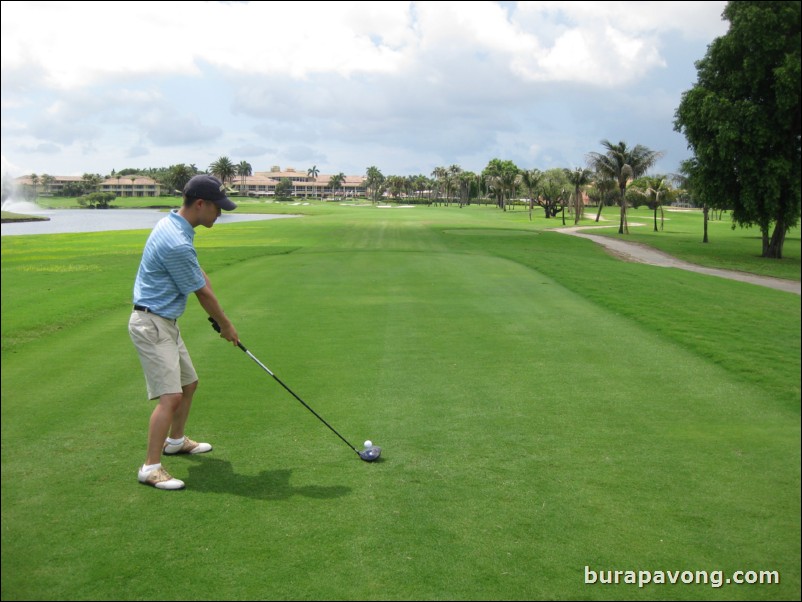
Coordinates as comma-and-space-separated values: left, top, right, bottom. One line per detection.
358, 446, 382, 462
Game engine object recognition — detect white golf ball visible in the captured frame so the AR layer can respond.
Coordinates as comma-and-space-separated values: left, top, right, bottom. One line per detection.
364, 440, 373, 448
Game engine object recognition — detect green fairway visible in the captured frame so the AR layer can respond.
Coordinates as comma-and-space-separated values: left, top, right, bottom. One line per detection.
2, 204, 799, 600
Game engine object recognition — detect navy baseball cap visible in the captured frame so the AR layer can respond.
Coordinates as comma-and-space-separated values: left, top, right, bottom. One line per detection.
183, 175, 237, 210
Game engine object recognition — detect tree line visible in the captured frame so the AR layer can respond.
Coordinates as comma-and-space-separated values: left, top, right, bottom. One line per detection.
10, 2, 798, 259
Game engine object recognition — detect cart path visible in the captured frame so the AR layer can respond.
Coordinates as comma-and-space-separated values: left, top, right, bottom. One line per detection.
553, 224, 801, 295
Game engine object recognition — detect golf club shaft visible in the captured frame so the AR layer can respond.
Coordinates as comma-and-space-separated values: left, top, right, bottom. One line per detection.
209, 317, 360, 455
237, 342, 360, 455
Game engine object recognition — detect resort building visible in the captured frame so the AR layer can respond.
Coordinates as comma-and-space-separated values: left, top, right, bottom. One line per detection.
14, 166, 367, 199
236, 167, 367, 198
14, 175, 163, 197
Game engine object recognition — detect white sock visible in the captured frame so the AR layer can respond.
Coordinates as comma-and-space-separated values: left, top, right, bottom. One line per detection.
142, 463, 161, 473
166, 437, 185, 446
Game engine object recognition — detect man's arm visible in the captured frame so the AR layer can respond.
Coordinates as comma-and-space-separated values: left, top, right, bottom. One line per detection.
194, 271, 239, 345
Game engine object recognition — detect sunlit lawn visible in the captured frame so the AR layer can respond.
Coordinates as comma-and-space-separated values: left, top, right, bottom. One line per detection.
2, 203, 799, 600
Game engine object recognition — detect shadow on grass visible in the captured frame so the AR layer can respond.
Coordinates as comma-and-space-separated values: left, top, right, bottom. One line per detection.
182, 456, 352, 501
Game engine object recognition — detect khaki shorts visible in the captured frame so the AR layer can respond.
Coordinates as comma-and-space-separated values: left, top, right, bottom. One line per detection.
129, 310, 198, 400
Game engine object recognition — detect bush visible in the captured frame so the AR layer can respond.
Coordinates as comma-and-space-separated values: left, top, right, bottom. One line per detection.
78, 192, 116, 209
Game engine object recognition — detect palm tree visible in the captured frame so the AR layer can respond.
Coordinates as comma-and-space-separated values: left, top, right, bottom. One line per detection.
564, 168, 593, 225
431, 166, 447, 204
411, 175, 428, 201
586, 140, 663, 234
639, 176, 670, 232
329, 172, 345, 198
82, 173, 101, 195
485, 171, 521, 212
365, 166, 385, 203
591, 175, 616, 223
237, 161, 252, 196
29, 173, 39, 199
40, 174, 54, 196
446, 165, 462, 206
457, 171, 477, 208
481, 159, 520, 211
520, 169, 543, 221
307, 165, 319, 199
484, 175, 502, 210
209, 157, 236, 186
385, 175, 406, 200
502, 170, 521, 212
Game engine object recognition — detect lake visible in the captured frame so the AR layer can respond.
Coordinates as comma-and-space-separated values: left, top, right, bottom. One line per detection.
1, 207, 298, 236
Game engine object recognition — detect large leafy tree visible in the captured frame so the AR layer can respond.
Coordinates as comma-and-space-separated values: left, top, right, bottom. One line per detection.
168, 164, 193, 193
539, 168, 570, 220
275, 178, 293, 200
586, 140, 663, 234
674, 1, 801, 259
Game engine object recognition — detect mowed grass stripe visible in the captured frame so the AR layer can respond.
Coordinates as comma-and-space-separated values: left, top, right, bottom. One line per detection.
183, 248, 801, 597
2, 206, 799, 600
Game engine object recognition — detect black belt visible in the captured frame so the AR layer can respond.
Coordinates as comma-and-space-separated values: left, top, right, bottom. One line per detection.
133, 305, 175, 321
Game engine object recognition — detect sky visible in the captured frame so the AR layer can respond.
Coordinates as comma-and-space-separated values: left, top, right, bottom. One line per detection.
1, 1, 730, 180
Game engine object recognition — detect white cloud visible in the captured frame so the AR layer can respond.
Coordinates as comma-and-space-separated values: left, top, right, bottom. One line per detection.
1, 1, 730, 178
2, 2, 199, 89
2, 1, 727, 89
1, 1, 416, 88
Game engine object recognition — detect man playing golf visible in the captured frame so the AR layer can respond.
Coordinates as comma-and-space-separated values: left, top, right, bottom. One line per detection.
129, 175, 239, 490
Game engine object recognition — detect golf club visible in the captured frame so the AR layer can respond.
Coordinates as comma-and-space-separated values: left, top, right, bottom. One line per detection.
209, 318, 381, 462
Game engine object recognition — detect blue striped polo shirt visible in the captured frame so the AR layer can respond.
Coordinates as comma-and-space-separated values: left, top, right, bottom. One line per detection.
132, 210, 206, 319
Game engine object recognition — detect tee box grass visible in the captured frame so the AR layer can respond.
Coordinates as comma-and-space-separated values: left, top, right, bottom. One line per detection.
1, 203, 799, 600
